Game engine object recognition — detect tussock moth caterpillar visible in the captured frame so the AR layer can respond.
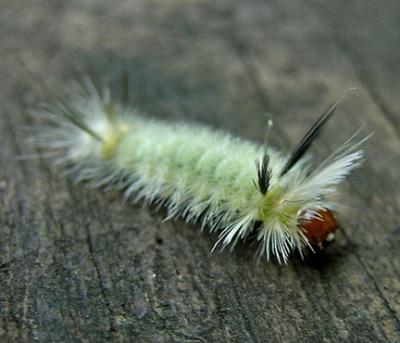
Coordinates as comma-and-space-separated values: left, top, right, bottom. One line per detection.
31, 79, 366, 263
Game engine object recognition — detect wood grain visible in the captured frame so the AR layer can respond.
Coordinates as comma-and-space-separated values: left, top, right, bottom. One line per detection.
0, 1, 399, 342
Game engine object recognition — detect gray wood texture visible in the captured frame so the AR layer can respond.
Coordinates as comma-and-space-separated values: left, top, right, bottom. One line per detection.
1, 1, 399, 342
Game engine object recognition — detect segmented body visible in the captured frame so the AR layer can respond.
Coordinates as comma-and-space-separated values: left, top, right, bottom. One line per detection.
33, 83, 365, 263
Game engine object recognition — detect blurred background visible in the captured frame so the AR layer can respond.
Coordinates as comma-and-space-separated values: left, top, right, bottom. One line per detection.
0, 1, 399, 342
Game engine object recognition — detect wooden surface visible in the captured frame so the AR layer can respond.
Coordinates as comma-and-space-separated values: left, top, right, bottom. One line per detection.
1, 1, 399, 342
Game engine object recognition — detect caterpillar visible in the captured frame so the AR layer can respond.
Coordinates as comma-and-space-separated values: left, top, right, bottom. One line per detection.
31, 79, 366, 263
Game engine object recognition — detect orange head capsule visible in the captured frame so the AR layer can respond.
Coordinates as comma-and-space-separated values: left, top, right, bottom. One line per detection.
298, 209, 338, 249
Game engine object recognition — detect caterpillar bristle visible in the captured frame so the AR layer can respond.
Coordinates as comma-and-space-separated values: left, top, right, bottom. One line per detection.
255, 151, 272, 195
280, 101, 339, 177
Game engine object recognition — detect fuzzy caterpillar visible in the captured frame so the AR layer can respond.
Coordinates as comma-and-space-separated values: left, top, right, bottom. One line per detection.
32, 80, 366, 263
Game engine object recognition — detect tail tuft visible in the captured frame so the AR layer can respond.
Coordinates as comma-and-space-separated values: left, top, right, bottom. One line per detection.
31, 80, 133, 167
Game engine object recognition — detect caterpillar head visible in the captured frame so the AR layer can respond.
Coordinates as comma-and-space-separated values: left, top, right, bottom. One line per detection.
251, 100, 365, 263
254, 182, 339, 262
298, 208, 337, 249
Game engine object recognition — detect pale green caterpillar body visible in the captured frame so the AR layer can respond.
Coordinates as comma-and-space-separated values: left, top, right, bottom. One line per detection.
32, 81, 366, 263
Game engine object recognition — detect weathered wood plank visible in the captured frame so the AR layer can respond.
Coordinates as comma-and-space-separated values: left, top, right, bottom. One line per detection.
0, 1, 399, 342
